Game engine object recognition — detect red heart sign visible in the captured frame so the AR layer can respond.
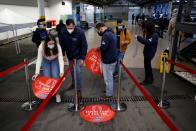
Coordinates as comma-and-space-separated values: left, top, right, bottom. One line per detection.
32, 76, 59, 99
85, 48, 102, 75
80, 104, 116, 123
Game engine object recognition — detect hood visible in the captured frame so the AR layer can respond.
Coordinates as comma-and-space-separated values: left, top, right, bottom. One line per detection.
104, 27, 114, 33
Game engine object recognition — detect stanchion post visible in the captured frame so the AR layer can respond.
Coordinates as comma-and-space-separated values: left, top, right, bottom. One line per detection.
68, 59, 81, 112
114, 60, 127, 112
21, 59, 38, 111
158, 57, 170, 108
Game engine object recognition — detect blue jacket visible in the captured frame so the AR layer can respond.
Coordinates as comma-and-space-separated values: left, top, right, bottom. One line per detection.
59, 27, 88, 60
100, 28, 118, 64
137, 33, 159, 59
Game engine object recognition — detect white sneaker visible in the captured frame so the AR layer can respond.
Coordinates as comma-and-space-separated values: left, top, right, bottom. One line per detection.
56, 94, 61, 103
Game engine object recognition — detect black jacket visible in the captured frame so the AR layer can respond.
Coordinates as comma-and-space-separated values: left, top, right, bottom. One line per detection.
59, 27, 88, 60
100, 28, 118, 64
56, 23, 65, 36
137, 33, 159, 59
32, 28, 47, 47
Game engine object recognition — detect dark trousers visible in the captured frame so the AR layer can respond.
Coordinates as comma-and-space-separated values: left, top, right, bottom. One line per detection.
144, 58, 153, 82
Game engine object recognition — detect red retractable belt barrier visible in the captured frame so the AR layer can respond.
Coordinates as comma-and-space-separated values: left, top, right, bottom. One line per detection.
120, 62, 179, 131
167, 60, 196, 74
21, 63, 74, 131
0, 61, 27, 77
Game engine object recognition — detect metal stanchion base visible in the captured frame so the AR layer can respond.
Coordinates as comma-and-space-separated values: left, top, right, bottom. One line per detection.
158, 100, 170, 109
21, 101, 39, 111
112, 103, 127, 112
67, 103, 84, 112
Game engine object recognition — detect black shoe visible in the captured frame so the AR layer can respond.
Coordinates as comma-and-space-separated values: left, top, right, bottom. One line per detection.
66, 83, 74, 91
139, 80, 150, 85
113, 72, 118, 78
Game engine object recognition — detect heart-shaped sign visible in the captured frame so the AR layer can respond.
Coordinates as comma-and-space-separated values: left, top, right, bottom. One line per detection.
80, 104, 116, 123
85, 48, 102, 75
32, 76, 59, 99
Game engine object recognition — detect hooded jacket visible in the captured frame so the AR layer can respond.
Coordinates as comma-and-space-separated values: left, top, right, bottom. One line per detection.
59, 27, 88, 60
100, 28, 118, 64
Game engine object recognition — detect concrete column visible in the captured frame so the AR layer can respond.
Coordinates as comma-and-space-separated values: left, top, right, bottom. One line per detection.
37, 0, 45, 20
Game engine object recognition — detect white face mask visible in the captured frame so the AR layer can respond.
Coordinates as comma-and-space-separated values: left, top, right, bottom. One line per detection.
38, 24, 44, 29
67, 29, 74, 34
48, 44, 55, 49
118, 25, 123, 30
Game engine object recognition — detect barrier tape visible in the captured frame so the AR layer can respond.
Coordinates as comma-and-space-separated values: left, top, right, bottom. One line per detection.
167, 60, 196, 74
120, 62, 179, 131
0, 61, 27, 77
20, 63, 74, 131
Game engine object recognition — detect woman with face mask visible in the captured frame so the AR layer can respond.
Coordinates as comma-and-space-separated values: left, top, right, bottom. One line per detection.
32, 35, 64, 102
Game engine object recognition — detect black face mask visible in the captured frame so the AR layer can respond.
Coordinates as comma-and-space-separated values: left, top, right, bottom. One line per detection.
98, 31, 103, 36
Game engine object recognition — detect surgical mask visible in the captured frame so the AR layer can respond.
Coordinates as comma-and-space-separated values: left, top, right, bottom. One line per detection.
118, 25, 123, 30
48, 44, 55, 49
38, 24, 44, 29
67, 29, 74, 34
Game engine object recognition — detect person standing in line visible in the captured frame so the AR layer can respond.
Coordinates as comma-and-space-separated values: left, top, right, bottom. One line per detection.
32, 35, 64, 102
59, 19, 88, 99
32, 19, 47, 48
95, 23, 118, 98
135, 21, 159, 85
56, 19, 65, 38
113, 19, 132, 77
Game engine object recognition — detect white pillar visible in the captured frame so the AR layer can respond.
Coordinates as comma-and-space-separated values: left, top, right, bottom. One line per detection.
37, 0, 45, 19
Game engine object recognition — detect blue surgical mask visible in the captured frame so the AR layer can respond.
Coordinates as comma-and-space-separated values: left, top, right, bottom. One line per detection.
48, 44, 55, 49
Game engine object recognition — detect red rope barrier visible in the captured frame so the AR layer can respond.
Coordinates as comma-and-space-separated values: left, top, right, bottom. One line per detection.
20, 63, 74, 131
167, 60, 196, 74
0, 61, 27, 77
120, 62, 179, 131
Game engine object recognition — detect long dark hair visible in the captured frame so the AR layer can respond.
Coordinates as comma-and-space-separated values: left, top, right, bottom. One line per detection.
44, 35, 58, 57
145, 21, 155, 38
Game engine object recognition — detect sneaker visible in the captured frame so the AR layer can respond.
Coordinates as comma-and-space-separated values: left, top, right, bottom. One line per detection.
56, 94, 61, 103
139, 80, 150, 85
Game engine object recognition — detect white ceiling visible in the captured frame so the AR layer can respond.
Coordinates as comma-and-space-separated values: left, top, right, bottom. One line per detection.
0, 0, 49, 7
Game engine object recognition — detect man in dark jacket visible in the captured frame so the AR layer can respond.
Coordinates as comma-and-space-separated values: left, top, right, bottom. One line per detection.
32, 20, 47, 48
95, 23, 118, 98
59, 19, 88, 98
56, 19, 65, 37
136, 21, 159, 85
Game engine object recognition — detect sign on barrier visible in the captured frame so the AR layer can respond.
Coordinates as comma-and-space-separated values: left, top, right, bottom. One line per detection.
32, 76, 59, 99
80, 104, 116, 123
85, 48, 102, 75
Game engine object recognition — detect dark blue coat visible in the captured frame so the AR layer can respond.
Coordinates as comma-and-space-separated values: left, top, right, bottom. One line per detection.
137, 33, 159, 59
59, 27, 88, 60
100, 28, 118, 64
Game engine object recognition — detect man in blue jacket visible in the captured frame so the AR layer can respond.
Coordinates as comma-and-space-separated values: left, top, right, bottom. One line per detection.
59, 19, 88, 98
95, 23, 118, 98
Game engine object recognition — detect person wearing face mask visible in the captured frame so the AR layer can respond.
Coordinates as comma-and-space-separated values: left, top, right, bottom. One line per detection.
95, 23, 118, 98
113, 19, 132, 77
32, 35, 64, 102
135, 21, 159, 85
32, 19, 47, 48
59, 19, 88, 99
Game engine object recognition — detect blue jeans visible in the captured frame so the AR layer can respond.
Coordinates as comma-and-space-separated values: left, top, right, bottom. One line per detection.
114, 51, 125, 73
42, 58, 60, 78
102, 61, 117, 96
69, 59, 83, 90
